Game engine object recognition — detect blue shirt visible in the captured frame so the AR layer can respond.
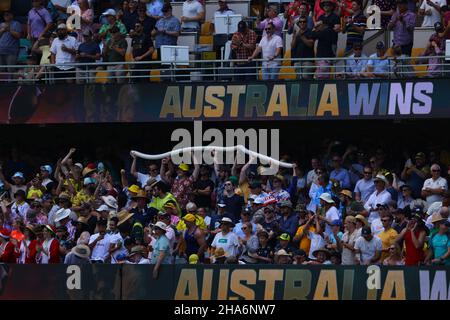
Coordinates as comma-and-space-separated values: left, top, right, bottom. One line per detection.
155, 15, 181, 48
330, 168, 351, 189
0, 21, 21, 55
430, 233, 450, 265
277, 213, 299, 239
367, 53, 392, 76
147, 1, 163, 17
151, 234, 172, 264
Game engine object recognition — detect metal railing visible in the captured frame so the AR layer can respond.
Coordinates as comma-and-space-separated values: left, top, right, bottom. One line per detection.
0, 55, 449, 84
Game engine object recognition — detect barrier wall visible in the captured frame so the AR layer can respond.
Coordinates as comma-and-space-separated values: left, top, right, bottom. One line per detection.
0, 79, 448, 124
0, 264, 449, 300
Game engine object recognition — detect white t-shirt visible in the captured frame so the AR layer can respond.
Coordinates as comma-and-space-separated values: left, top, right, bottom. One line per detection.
50, 36, 79, 70
182, 0, 204, 29
109, 232, 127, 263
258, 34, 283, 67
308, 231, 326, 260
354, 236, 382, 264
422, 176, 448, 206
137, 172, 161, 188
212, 231, 240, 257
364, 189, 392, 224
324, 206, 340, 236
341, 230, 359, 265
307, 169, 318, 186
88, 233, 111, 262
371, 218, 384, 236
420, 0, 446, 27
354, 178, 375, 204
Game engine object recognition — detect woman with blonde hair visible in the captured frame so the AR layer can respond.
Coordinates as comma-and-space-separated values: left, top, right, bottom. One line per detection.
383, 243, 404, 266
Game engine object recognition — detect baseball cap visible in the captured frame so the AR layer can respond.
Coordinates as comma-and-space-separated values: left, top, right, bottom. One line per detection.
57, 23, 67, 30
40, 165, 53, 174
293, 249, 307, 257
376, 41, 385, 49
415, 152, 426, 159
279, 199, 293, 208
189, 254, 199, 264
279, 233, 291, 241
154, 221, 167, 231
102, 8, 117, 16
361, 226, 372, 236
332, 219, 342, 227
12, 172, 24, 179
83, 177, 96, 185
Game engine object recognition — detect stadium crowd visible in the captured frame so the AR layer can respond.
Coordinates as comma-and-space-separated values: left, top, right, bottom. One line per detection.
0, 0, 449, 82
0, 142, 450, 275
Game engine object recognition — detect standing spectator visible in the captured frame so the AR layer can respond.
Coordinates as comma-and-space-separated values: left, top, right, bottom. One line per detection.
311, 21, 335, 79
317, 0, 341, 54
216, 0, 234, 15
238, 221, 259, 263
330, 155, 351, 189
0, 11, 22, 79
76, 30, 101, 84
396, 213, 427, 265
306, 158, 321, 187
354, 165, 375, 203
419, 0, 446, 27
88, 219, 111, 263
254, 5, 283, 37
122, 0, 139, 32
401, 152, 430, 199
36, 225, 60, 264
364, 174, 392, 224
103, 26, 128, 84
150, 221, 172, 278
131, 154, 160, 188
181, 214, 207, 260
248, 22, 283, 80
345, 42, 368, 79
181, 0, 205, 32
374, 0, 397, 28
391, 44, 415, 78
426, 220, 450, 265
378, 214, 398, 262
152, 3, 180, 54
50, 24, 79, 83
364, 41, 391, 78
420, 22, 446, 77
130, 21, 154, 82
136, 4, 156, 37
277, 200, 299, 238
98, 9, 127, 43
192, 165, 215, 210
387, 0, 416, 56
422, 164, 448, 207
211, 217, 240, 258
75, 0, 94, 43
290, 16, 315, 80
354, 226, 382, 265
340, 215, 359, 265
146, 0, 163, 21
220, 180, 245, 223
231, 21, 257, 81
342, 0, 367, 52
27, 0, 54, 44
318, 193, 340, 235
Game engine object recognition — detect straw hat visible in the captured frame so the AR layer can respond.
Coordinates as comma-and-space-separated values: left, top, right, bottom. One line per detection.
117, 210, 134, 226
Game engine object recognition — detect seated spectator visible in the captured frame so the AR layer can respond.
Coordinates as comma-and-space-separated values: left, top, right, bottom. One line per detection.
152, 3, 180, 57
103, 26, 128, 84
420, 22, 446, 77
254, 4, 283, 37
75, 29, 101, 84
248, 22, 283, 81
28, 0, 54, 44
383, 243, 404, 265
290, 16, 315, 80
181, 0, 205, 32
146, 0, 163, 21
398, 185, 414, 209
387, 0, 416, 56
364, 41, 391, 78
342, 0, 366, 52
231, 21, 257, 81
98, 9, 127, 43
50, 24, 79, 83
122, 0, 138, 32
345, 42, 367, 79
391, 44, 415, 78
64, 243, 91, 264
0, 10, 21, 80
419, 0, 446, 27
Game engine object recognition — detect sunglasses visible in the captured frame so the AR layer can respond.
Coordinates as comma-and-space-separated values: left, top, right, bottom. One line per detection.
299, 21, 307, 23
381, 219, 390, 222
364, 171, 372, 174
432, 169, 440, 172
389, 247, 396, 250
225, 183, 232, 186
265, 28, 272, 31
241, 227, 248, 230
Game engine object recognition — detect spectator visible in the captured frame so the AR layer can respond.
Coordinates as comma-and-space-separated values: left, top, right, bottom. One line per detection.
0, 228, 18, 263
130, 21, 155, 83
317, 0, 341, 54
248, 22, 283, 80
231, 21, 257, 81
374, 0, 397, 28
393, 207, 410, 234
287, 1, 314, 30
422, 164, 448, 207
211, 217, 240, 257
308, 247, 332, 264
342, 0, 367, 52
354, 226, 382, 265
181, 0, 205, 32
136, 3, 156, 37
103, 26, 127, 84
255, 5, 283, 37
364, 174, 392, 224
75, 0, 94, 43
64, 244, 91, 264
290, 16, 315, 80
398, 185, 414, 209
383, 243, 404, 265
216, 0, 234, 15
192, 165, 214, 210
277, 200, 299, 238
387, 0, 416, 56
127, 245, 150, 264
150, 221, 171, 277
330, 155, 351, 189
311, 21, 335, 79
0, 11, 22, 79
345, 42, 367, 79
353, 165, 375, 203
365, 41, 391, 78
146, 0, 163, 21
425, 220, 450, 265
420, 22, 446, 77
306, 158, 321, 187
238, 221, 259, 263
75, 29, 101, 84
122, 0, 139, 32
28, 0, 54, 44
391, 44, 415, 78
378, 214, 398, 262
37, 224, 60, 264
396, 212, 427, 265
254, 229, 273, 263
181, 213, 207, 261
48, 0, 71, 21
233, 210, 256, 238
401, 152, 430, 199
50, 24, 79, 83
274, 248, 292, 264
340, 215, 359, 265
98, 9, 127, 43
419, 0, 445, 27
152, 4, 181, 54
88, 219, 110, 263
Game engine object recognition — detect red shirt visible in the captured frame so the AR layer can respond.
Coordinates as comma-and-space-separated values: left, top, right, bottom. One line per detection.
0, 241, 19, 263
25, 239, 38, 264
404, 229, 425, 266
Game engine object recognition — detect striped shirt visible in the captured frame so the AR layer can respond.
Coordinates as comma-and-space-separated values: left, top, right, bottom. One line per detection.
345, 12, 367, 46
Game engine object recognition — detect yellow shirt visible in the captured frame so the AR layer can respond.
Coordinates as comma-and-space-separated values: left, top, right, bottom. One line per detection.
72, 189, 95, 207
378, 228, 398, 262
176, 214, 207, 231
239, 181, 250, 203
295, 225, 316, 255
27, 187, 43, 200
